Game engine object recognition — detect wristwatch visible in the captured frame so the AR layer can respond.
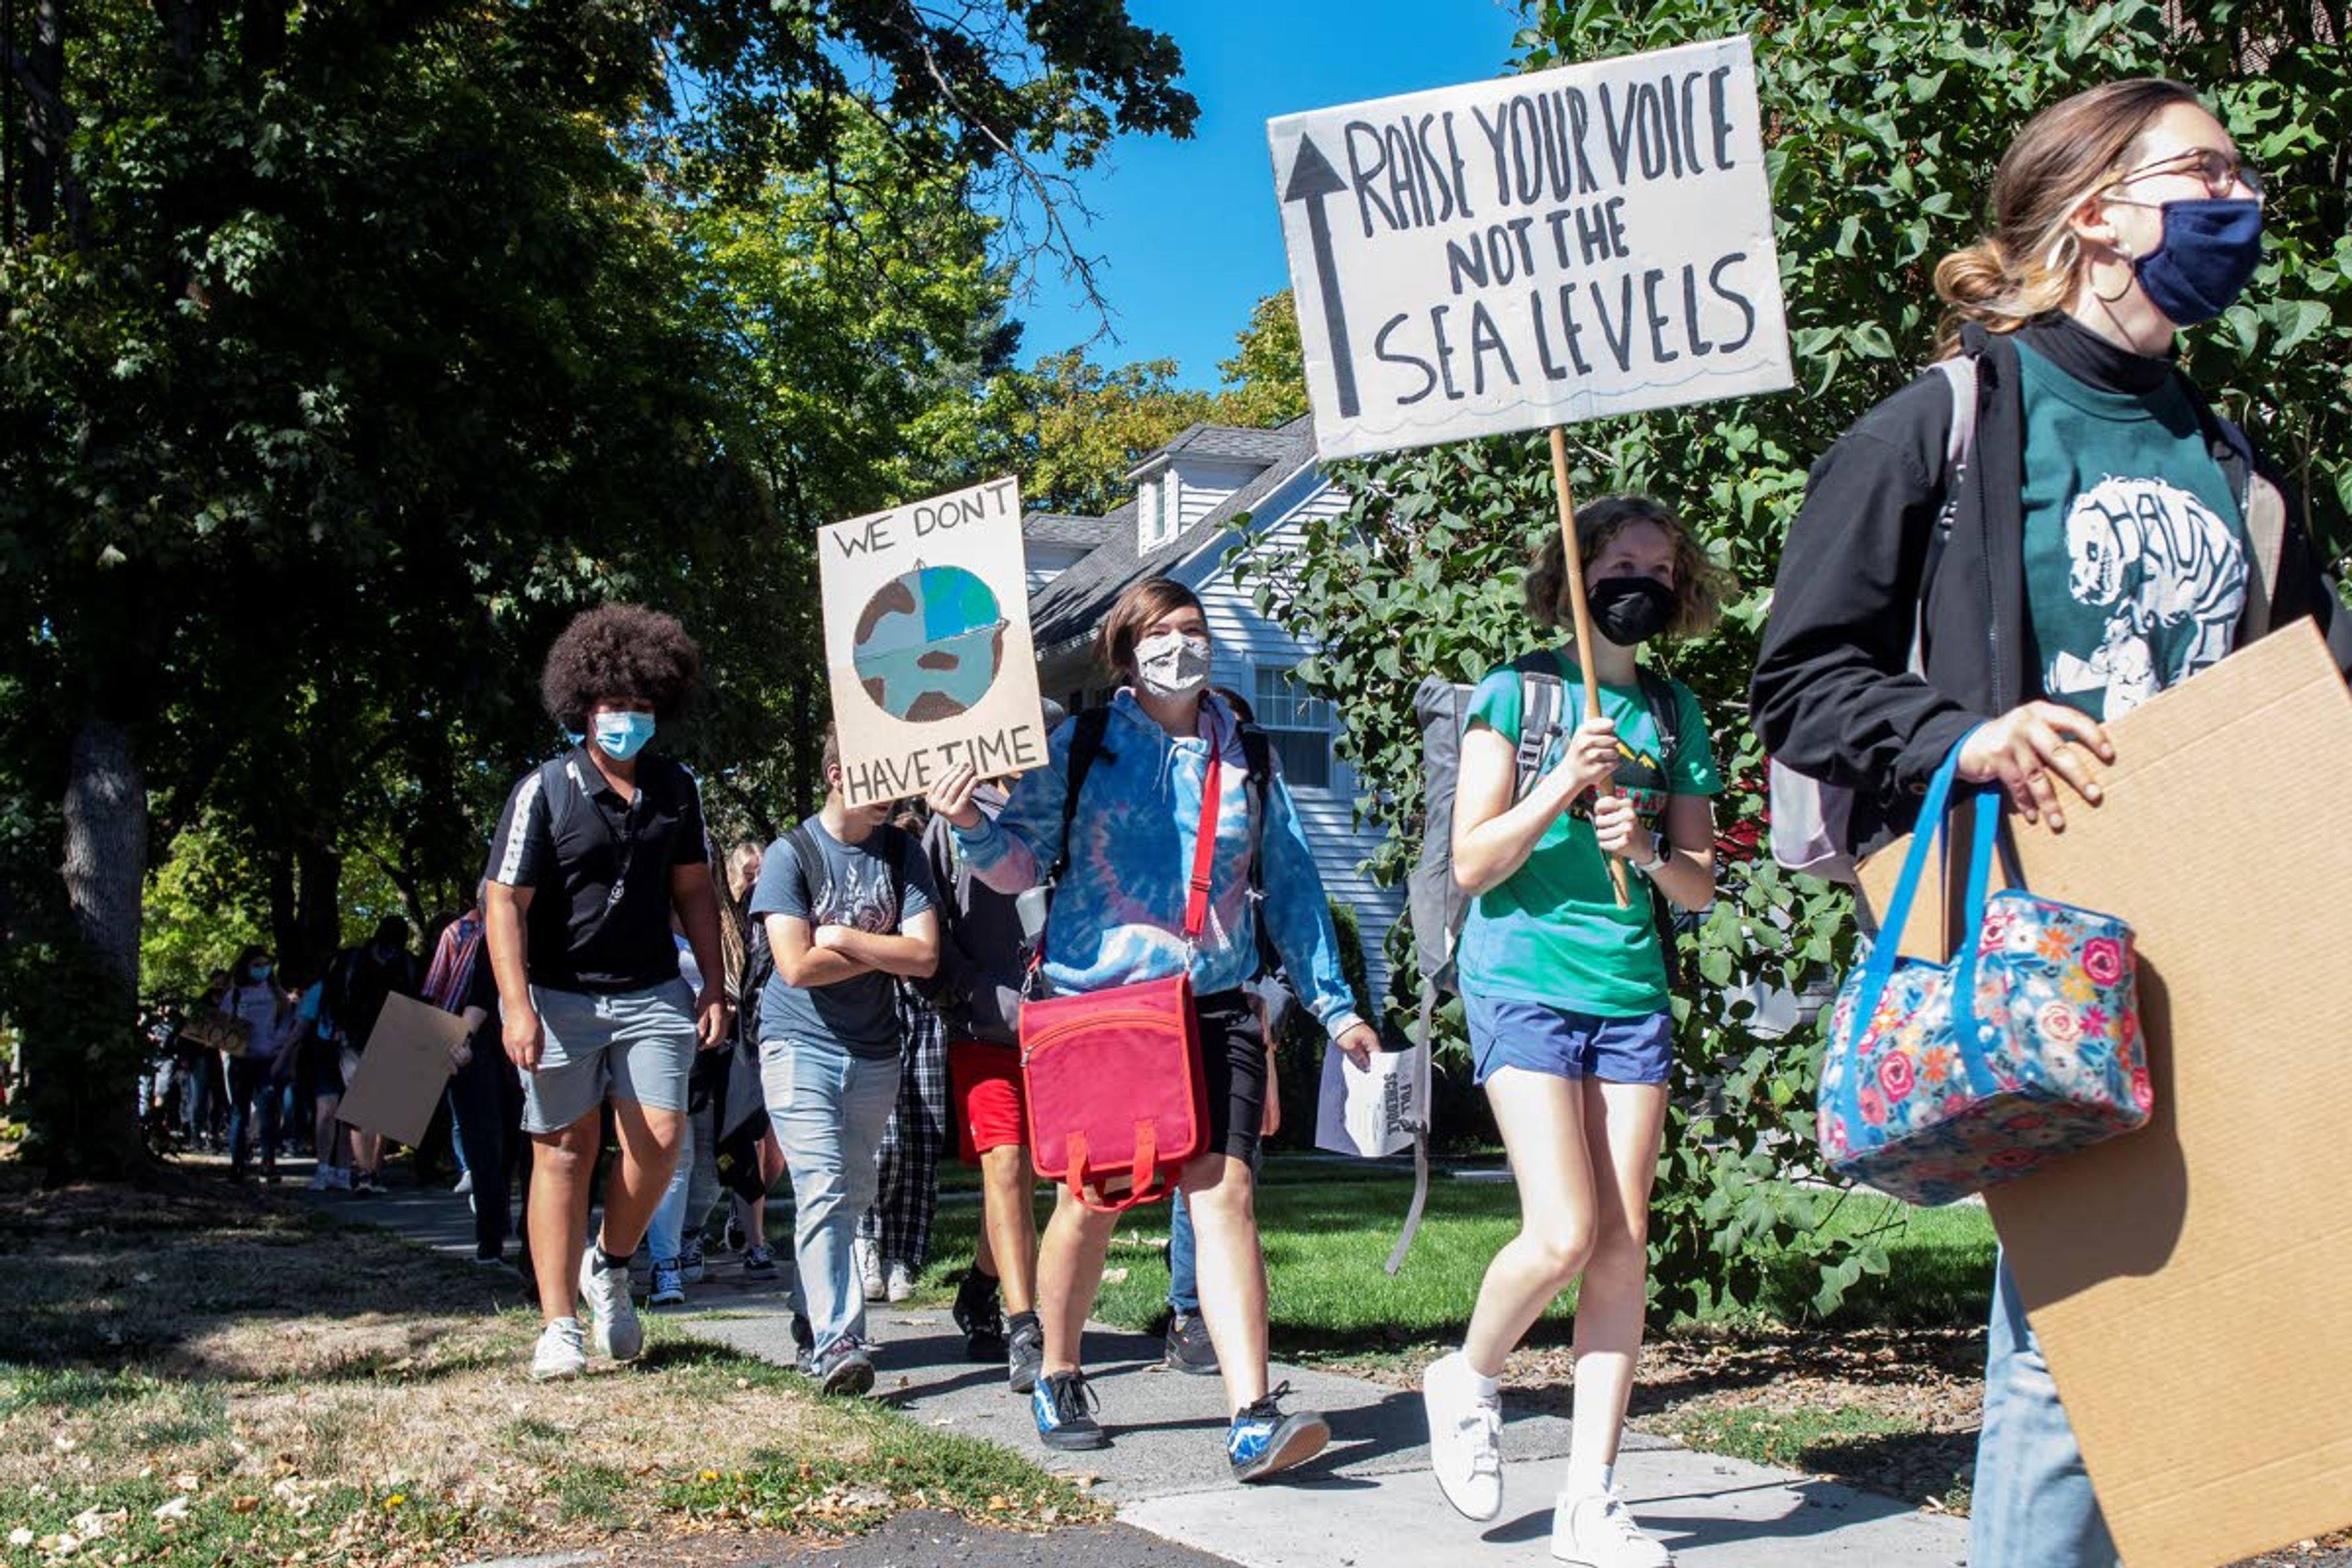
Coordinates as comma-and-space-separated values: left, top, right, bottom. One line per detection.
1632, 831, 1671, 875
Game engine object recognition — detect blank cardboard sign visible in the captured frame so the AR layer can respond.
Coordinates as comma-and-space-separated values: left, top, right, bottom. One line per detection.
337, 992, 466, 1147
1860, 621, 2352, 1567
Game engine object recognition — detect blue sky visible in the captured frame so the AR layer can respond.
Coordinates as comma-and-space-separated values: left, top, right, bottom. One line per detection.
1009, 0, 1526, 389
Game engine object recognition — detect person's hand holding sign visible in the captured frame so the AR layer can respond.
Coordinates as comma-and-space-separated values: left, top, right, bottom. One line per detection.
928, 761, 986, 831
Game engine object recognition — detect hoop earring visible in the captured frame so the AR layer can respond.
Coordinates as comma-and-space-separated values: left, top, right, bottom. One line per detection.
2091, 251, 2137, 306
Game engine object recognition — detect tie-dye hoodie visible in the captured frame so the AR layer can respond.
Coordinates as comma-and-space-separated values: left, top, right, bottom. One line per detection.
952, 690, 1366, 1042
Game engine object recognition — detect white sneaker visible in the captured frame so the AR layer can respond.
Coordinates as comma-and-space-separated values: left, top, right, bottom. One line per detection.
531, 1317, 588, 1382
1551, 1489, 1673, 1567
453, 1170, 473, 1195
576, 1248, 644, 1363
1422, 1351, 1504, 1521
854, 1238, 884, 1299
885, 1261, 916, 1303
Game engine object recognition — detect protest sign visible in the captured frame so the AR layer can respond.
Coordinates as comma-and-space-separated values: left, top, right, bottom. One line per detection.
1268, 35, 1791, 462
817, 477, 1046, 809
336, 992, 467, 1148
1860, 622, 2352, 1568
1317, 1039, 1434, 1275
1315, 1041, 1427, 1159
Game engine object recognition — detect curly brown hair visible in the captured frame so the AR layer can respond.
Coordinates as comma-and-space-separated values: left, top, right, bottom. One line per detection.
1524, 495, 1729, 640
540, 603, 703, 731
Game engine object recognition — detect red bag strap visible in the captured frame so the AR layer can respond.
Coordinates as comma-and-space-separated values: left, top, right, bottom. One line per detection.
1183, 745, 1224, 944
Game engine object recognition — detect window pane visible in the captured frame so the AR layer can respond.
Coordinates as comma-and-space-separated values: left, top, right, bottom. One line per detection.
1270, 726, 1330, 790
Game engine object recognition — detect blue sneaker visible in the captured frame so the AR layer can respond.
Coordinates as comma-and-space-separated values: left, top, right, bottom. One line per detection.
1032, 1370, 1107, 1451
1227, 1382, 1330, 1483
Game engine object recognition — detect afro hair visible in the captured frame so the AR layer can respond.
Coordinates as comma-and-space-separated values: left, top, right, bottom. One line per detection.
540, 603, 703, 732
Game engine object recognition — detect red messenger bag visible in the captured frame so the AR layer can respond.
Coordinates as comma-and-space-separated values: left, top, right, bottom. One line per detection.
1019, 744, 1221, 1213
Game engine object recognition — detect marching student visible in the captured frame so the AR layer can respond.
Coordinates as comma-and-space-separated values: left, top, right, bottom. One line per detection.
483, 603, 729, 1382
931, 699, 1063, 1393
1425, 498, 1724, 1567
1752, 80, 2345, 1568
749, 726, 940, 1396
930, 576, 1379, 1484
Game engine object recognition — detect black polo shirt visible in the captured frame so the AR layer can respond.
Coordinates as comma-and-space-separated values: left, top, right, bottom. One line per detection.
484, 748, 710, 995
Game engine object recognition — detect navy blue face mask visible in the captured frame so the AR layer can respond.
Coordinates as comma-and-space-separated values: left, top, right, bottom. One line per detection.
2128, 197, 2263, 326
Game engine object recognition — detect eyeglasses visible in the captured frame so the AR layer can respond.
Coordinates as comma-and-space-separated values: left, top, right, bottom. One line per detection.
2107, 146, 2264, 200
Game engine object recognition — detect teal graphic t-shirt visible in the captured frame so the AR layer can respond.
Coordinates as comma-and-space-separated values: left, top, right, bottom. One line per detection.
2016, 342, 2246, 722
1455, 652, 1719, 1017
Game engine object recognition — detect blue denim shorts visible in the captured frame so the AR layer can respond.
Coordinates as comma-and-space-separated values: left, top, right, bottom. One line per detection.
519, 979, 696, 1133
1463, 992, 1673, 1087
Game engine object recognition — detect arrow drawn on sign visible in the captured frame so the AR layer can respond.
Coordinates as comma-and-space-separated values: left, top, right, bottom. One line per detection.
1283, 134, 1359, 420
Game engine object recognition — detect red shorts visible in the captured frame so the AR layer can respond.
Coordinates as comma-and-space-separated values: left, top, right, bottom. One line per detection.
948, 1040, 1027, 1163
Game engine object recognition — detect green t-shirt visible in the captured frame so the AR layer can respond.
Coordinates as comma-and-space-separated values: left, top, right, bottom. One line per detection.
1455, 652, 1721, 1017
2016, 341, 2246, 723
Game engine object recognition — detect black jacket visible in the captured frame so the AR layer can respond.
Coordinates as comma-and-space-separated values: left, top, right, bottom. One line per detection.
1751, 317, 2351, 858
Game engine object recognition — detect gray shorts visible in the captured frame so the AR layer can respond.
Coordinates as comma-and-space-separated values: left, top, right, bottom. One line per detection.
519, 980, 696, 1134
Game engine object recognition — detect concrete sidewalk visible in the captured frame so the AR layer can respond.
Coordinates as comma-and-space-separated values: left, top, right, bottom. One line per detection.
325, 1182, 1968, 1567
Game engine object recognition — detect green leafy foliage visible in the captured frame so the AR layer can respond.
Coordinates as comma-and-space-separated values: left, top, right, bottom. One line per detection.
0, 0, 1197, 1172
1242, 0, 2349, 1319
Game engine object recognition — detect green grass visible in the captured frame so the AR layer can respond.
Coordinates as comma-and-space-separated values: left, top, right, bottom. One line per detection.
908, 1156, 1998, 1346
0, 1172, 1104, 1568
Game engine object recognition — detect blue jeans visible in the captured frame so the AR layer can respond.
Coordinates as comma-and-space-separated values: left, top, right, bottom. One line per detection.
761, 1036, 901, 1355
646, 1105, 722, 1266
1167, 1142, 1264, 1315
1972, 1252, 2118, 1567
225, 1057, 282, 1175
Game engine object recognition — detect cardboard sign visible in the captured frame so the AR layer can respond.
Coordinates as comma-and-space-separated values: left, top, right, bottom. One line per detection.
1858, 622, 2352, 1568
179, 1012, 251, 1057
817, 477, 1047, 809
1268, 36, 1792, 461
336, 992, 467, 1147
1314, 1039, 1430, 1159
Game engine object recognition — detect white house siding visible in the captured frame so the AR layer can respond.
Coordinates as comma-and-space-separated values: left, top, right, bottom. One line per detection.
1025, 543, 1092, 597
1168, 457, 1264, 532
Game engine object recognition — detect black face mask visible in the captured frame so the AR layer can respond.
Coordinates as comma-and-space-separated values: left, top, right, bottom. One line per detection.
1587, 577, 1677, 646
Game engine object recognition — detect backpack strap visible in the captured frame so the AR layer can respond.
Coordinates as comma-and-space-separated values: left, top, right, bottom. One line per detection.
1235, 720, 1281, 978
2212, 417, 2287, 640
1634, 666, 1680, 788
1509, 650, 1566, 801
1915, 354, 1982, 673
785, 824, 824, 919
1047, 707, 1114, 888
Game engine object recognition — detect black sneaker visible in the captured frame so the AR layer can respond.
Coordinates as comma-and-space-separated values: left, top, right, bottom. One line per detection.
1227, 1382, 1330, 1483
1164, 1310, 1220, 1376
814, 1335, 876, 1397
1006, 1311, 1044, 1395
1031, 1370, 1107, 1451
952, 1270, 1008, 1362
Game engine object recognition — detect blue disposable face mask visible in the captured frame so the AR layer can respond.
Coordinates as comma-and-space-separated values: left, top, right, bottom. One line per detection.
2126, 197, 2263, 326
249, 963, 273, 982
592, 710, 657, 761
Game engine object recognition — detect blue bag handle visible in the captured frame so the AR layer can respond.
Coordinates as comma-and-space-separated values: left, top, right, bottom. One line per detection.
1843, 734, 2000, 1057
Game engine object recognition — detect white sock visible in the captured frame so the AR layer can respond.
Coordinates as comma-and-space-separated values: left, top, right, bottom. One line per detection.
1451, 1351, 1501, 1399
1565, 1454, 1613, 1498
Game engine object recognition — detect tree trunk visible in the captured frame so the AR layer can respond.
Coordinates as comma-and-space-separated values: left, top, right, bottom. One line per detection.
290, 833, 341, 982
39, 716, 154, 1182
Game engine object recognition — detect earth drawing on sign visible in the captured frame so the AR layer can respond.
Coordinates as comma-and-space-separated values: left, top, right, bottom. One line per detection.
851, 564, 1009, 722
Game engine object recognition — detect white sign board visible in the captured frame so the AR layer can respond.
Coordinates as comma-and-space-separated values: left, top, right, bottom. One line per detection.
818, 477, 1047, 809
1268, 36, 1792, 460
1316, 1039, 1430, 1159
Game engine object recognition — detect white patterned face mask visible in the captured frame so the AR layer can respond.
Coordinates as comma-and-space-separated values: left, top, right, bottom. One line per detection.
1133, 631, 1212, 698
